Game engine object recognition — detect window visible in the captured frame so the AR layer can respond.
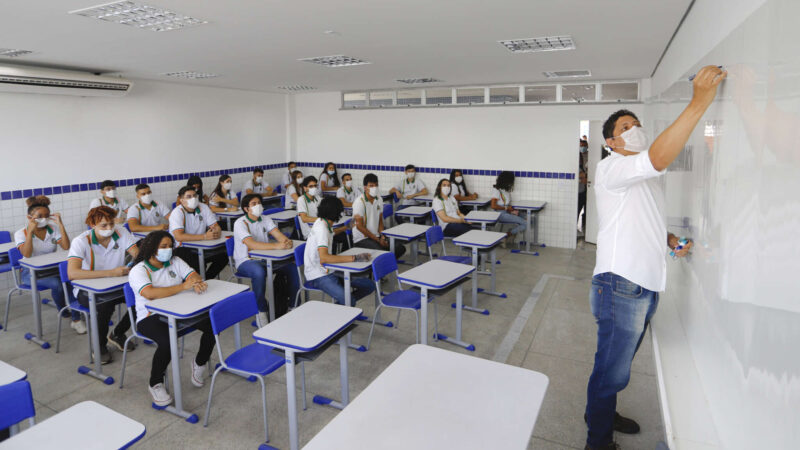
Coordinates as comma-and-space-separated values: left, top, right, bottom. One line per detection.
369, 91, 394, 107
562, 84, 596, 102
601, 82, 638, 101
343, 92, 367, 107
524, 85, 557, 103
489, 87, 519, 103
456, 88, 485, 104
397, 89, 422, 105
425, 88, 452, 105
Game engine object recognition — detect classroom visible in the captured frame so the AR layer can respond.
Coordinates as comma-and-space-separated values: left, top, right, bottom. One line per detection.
0, 1, 797, 449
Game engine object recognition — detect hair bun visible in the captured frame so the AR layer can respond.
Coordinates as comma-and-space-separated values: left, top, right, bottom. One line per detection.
26, 195, 51, 207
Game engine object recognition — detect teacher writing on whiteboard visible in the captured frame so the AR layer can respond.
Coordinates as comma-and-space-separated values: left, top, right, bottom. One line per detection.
585, 65, 726, 450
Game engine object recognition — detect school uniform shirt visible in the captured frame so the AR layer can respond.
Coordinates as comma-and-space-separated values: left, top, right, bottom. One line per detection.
319, 173, 339, 189
351, 194, 383, 244
593, 151, 667, 292
14, 225, 61, 257
208, 191, 235, 208
296, 193, 320, 239
395, 177, 427, 206
455, 184, 467, 197
432, 195, 460, 231
89, 197, 129, 219
168, 203, 218, 241
491, 188, 512, 207
129, 257, 195, 323
303, 218, 333, 282
67, 228, 137, 297
243, 179, 271, 195
127, 201, 171, 227
232, 214, 278, 269
336, 186, 361, 204
282, 171, 294, 188
285, 185, 299, 209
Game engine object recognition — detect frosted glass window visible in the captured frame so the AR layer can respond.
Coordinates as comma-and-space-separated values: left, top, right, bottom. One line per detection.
425, 88, 452, 105
456, 88, 485, 104
489, 87, 519, 103
397, 89, 422, 105
524, 85, 557, 103
343, 92, 367, 107
369, 91, 393, 107
601, 82, 639, 101
562, 84, 596, 102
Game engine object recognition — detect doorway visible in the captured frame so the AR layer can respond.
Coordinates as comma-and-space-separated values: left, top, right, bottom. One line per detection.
578, 120, 603, 245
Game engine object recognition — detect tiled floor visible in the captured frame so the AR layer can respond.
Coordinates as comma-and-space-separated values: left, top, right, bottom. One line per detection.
0, 240, 664, 449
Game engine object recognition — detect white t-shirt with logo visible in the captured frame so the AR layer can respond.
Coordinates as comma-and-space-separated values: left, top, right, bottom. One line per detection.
232, 215, 279, 269
296, 193, 320, 239
395, 177, 427, 206
89, 197, 129, 219
336, 186, 361, 204
491, 188, 512, 207
127, 201, 171, 227
432, 196, 460, 231
68, 229, 137, 297
351, 194, 383, 243
303, 219, 333, 281
168, 204, 218, 240
243, 179, 270, 195
128, 257, 195, 323
15, 225, 62, 257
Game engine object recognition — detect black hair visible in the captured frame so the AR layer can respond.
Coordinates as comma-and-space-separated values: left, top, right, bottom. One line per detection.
135, 183, 150, 192
100, 180, 116, 190
290, 170, 304, 193
177, 185, 196, 198
404, 164, 416, 172
449, 169, 469, 196
321, 162, 340, 187
253, 167, 264, 175
302, 176, 318, 188
241, 193, 263, 213
363, 173, 378, 187
602, 109, 639, 140
341, 173, 352, 182
494, 171, 516, 192
186, 175, 204, 198
317, 196, 344, 222
288, 161, 296, 167
212, 174, 232, 198
434, 178, 450, 199
134, 231, 174, 265
26, 195, 51, 216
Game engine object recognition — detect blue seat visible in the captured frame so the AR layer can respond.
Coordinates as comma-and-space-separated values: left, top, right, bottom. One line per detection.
0, 380, 36, 436
294, 215, 305, 241
366, 253, 438, 350
0, 230, 10, 244
204, 291, 286, 446
292, 243, 327, 308
425, 226, 471, 265
3, 247, 52, 332
236, 191, 242, 203
382, 203, 393, 227
274, 185, 282, 194
264, 207, 283, 216
55, 262, 93, 358
224, 238, 248, 283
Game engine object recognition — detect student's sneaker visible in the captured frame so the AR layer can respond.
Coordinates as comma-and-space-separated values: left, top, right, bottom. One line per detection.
148, 383, 173, 407
257, 311, 269, 328
584, 443, 620, 450
191, 359, 206, 388
108, 332, 136, 352
584, 412, 640, 434
70, 320, 87, 335
94, 346, 113, 365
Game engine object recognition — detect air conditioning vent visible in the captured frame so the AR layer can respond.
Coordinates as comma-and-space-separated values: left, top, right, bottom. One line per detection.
397, 78, 442, 84
543, 70, 591, 78
298, 55, 370, 67
0, 65, 132, 97
0, 49, 33, 57
277, 85, 317, 91
500, 36, 575, 53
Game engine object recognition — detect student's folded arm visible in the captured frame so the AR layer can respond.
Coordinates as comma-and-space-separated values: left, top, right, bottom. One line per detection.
298, 212, 316, 223
268, 228, 291, 245
67, 257, 116, 280
172, 229, 205, 242
318, 246, 354, 264
354, 216, 375, 240
489, 198, 503, 211
436, 210, 457, 223
140, 283, 184, 300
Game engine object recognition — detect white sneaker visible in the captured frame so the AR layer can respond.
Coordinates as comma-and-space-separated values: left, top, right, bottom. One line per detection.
148, 383, 173, 407
257, 311, 269, 328
191, 359, 206, 387
70, 320, 87, 335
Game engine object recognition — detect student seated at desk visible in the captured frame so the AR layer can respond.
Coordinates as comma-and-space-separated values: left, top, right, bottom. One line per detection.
352, 173, 406, 258
128, 231, 213, 407
490, 171, 527, 248
233, 193, 299, 326
208, 174, 240, 214
169, 186, 228, 280
319, 162, 341, 194
127, 184, 171, 233
282, 161, 298, 190
450, 169, 478, 215
184, 175, 210, 205
390, 164, 428, 209
298, 177, 350, 250
433, 179, 472, 237
304, 197, 374, 305
89, 180, 128, 224
285, 170, 304, 210
336, 173, 361, 207
243, 167, 274, 196
67, 206, 139, 364
15, 195, 85, 334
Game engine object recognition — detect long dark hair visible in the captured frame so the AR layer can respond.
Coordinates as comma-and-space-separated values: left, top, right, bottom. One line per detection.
449, 169, 469, 196
134, 231, 175, 265
290, 170, 303, 194
187, 175, 205, 198
321, 162, 340, 187
434, 179, 451, 199
212, 174, 232, 199
494, 171, 515, 192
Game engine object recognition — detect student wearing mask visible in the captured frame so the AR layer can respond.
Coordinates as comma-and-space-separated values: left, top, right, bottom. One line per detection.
351, 173, 406, 258
285, 170, 304, 210
89, 180, 128, 224
128, 231, 212, 407
243, 167, 274, 196
67, 206, 139, 363
390, 164, 428, 208
449, 169, 478, 215
169, 186, 227, 280
432, 179, 471, 237
489, 171, 527, 248
304, 197, 374, 305
184, 175, 210, 205
127, 184, 171, 233
336, 173, 361, 207
15, 196, 85, 334
208, 174, 240, 218
282, 161, 298, 190
297, 176, 350, 249
319, 162, 341, 193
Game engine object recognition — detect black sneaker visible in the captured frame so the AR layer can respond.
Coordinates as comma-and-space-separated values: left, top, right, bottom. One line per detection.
585, 443, 620, 450
94, 346, 113, 365
108, 333, 136, 352
584, 412, 640, 434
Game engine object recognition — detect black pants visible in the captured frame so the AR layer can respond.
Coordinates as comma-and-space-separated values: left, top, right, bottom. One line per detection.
578, 191, 587, 227
332, 232, 351, 254
77, 291, 130, 351
137, 315, 215, 387
458, 205, 472, 216
354, 237, 407, 259
174, 247, 228, 280
443, 222, 472, 237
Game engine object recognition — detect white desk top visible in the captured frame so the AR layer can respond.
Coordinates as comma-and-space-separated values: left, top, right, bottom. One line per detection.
397, 259, 474, 290
215, 210, 244, 217
0, 360, 26, 386
394, 206, 431, 217
304, 345, 549, 450
0, 242, 15, 255
416, 195, 434, 203
249, 240, 304, 260
72, 276, 129, 294
513, 200, 547, 210
333, 215, 352, 228
253, 300, 362, 352
145, 279, 248, 319
19, 251, 67, 270
0, 401, 146, 450
453, 230, 506, 248
382, 223, 430, 239
266, 210, 298, 222
261, 194, 283, 201
323, 248, 388, 273
460, 196, 492, 206
179, 231, 233, 249
464, 210, 501, 223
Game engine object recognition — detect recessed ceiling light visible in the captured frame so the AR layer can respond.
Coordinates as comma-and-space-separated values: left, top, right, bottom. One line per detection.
543, 70, 591, 78
162, 71, 219, 79
298, 55, 370, 68
499, 35, 575, 53
69, 1, 208, 32
0, 49, 33, 57
277, 85, 317, 91
396, 78, 443, 84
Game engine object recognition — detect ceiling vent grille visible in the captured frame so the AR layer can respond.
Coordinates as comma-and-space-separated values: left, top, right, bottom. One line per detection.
543, 70, 592, 78
396, 78, 442, 84
69, 1, 208, 32
499, 36, 575, 53
162, 71, 219, 79
0, 49, 33, 57
298, 55, 370, 67
277, 85, 317, 91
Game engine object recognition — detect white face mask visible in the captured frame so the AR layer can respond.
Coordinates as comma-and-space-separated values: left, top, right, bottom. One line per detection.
327, 170, 335, 175
617, 126, 649, 153
441, 186, 451, 196
296, 176, 303, 182
289, 167, 295, 173
454, 176, 463, 183
185, 197, 199, 209
222, 182, 232, 191
156, 248, 172, 262
249, 204, 264, 216
35, 218, 49, 228
406, 172, 415, 180
104, 189, 116, 199
96, 228, 114, 238
140, 194, 152, 204
345, 180, 352, 188
368, 186, 378, 197
255, 176, 263, 183
307, 187, 318, 197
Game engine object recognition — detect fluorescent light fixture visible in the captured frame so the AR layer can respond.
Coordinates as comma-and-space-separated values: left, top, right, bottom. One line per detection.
298, 55, 370, 67
499, 35, 575, 53
162, 71, 219, 79
396, 78, 442, 84
0, 49, 33, 57
277, 85, 317, 91
69, 1, 207, 32
543, 70, 591, 78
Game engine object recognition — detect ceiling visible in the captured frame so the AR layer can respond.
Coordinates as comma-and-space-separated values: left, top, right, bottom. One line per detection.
0, 0, 692, 94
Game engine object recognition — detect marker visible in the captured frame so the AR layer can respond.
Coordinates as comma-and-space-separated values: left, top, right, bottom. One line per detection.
689, 66, 724, 81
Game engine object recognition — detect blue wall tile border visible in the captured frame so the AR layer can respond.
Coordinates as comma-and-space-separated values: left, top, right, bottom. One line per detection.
0, 161, 574, 201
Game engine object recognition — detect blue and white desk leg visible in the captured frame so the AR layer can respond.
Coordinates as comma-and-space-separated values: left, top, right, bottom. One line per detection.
313, 336, 350, 409
157, 316, 198, 422
78, 292, 113, 384
285, 350, 300, 450
515, 209, 543, 256
458, 248, 489, 315
24, 269, 50, 349
479, 248, 506, 298
420, 287, 429, 345
437, 284, 475, 351
343, 273, 366, 352
197, 248, 206, 279
266, 260, 276, 323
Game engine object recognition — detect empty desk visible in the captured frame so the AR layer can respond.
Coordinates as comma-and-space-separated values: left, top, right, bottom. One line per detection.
381, 223, 430, 266
510, 200, 547, 255
248, 239, 304, 322
19, 251, 68, 349
453, 230, 506, 315
464, 210, 500, 231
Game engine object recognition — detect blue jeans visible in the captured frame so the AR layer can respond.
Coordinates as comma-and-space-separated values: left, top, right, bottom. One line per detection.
585, 272, 659, 447
21, 268, 79, 321
237, 259, 299, 313
308, 273, 375, 305
498, 211, 527, 235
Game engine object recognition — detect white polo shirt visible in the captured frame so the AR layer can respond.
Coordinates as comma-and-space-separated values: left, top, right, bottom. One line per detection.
455, 184, 467, 197
395, 177, 427, 206
319, 173, 339, 189
432, 195, 460, 231
15, 226, 62, 257
89, 197, 129, 219
593, 151, 667, 292
491, 188, 512, 207
209, 190, 235, 208
336, 186, 361, 204
304, 219, 333, 281
127, 201, 171, 227
68, 229, 137, 297
168, 204, 218, 240
128, 257, 195, 323
285, 185, 299, 209
296, 193, 320, 239
232, 214, 278, 269
282, 171, 294, 187
243, 179, 270, 195
351, 194, 383, 243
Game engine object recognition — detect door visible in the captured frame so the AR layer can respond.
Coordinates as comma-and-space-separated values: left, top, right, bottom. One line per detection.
585, 120, 604, 244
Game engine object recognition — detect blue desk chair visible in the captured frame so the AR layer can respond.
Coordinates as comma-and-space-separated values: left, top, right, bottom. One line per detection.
264, 207, 283, 216
3, 248, 51, 334
55, 262, 93, 357
118, 283, 163, 388
294, 216, 304, 241
236, 191, 242, 203
366, 253, 438, 350
274, 185, 282, 194
204, 291, 286, 446
0, 231, 12, 276
280, 194, 286, 208
424, 226, 471, 265
224, 238, 248, 284
0, 380, 35, 436
172, 202, 177, 209
382, 203, 393, 228
292, 243, 326, 308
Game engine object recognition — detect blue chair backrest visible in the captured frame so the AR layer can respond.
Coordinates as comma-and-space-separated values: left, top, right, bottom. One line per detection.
264, 207, 283, 215
209, 291, 258, 335
294, 216, 302, 234
0, 230, 10, 244
293, 243, 306, 268
172, 202, 177, 209
425, 225, 444, 248
123, 283, 136, 308
236, 191, 242, 203
382, 203, 393, 220
372, 252, 398, 282
225, 237, 235, 257
0, 380, 35, 430
281, 195, 286, 208
275, 185, 282, 194
123, 222, 131, 232
429, 209, 438, 225
58, 261, 78, 305
8, 247, 22, 269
